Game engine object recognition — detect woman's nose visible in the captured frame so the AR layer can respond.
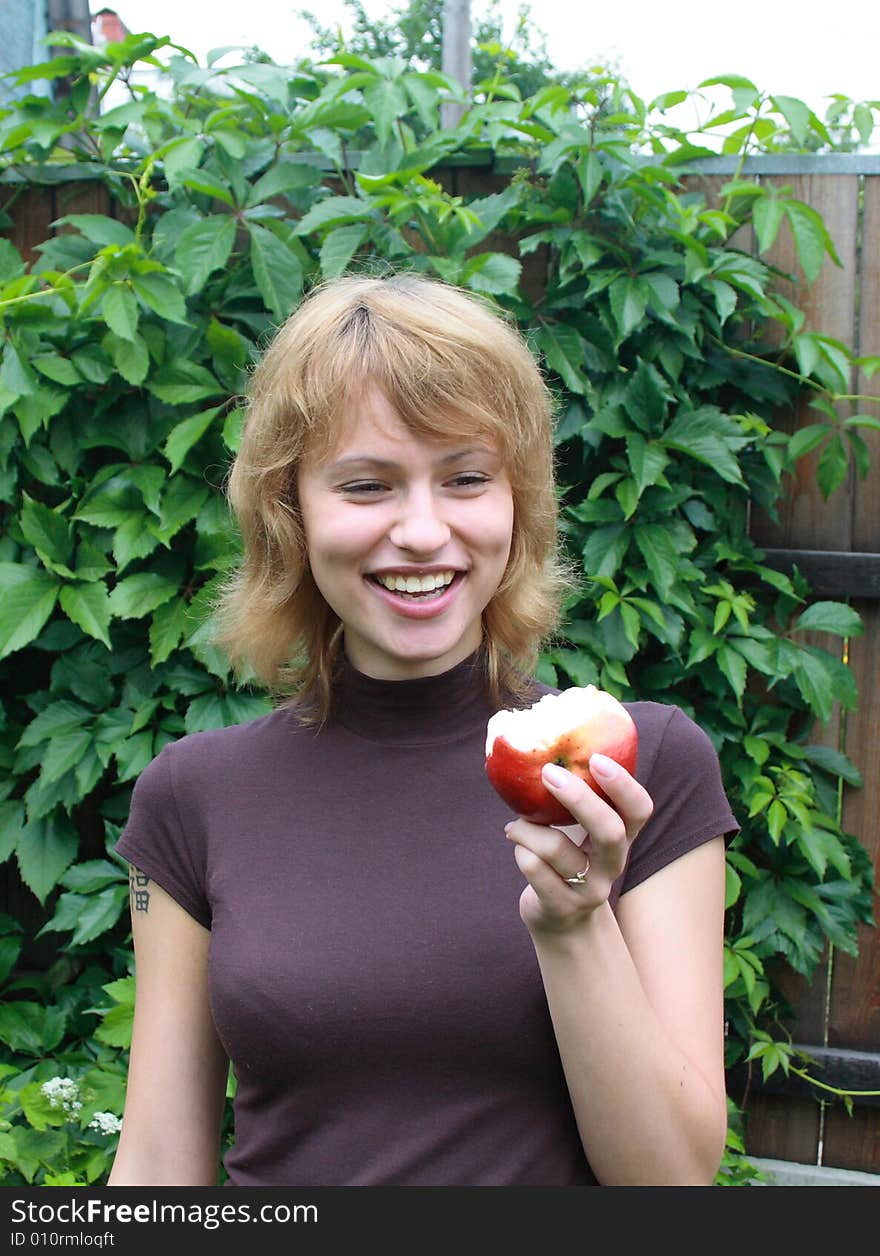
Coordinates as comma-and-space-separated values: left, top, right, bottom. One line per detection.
388, 489, 451, 553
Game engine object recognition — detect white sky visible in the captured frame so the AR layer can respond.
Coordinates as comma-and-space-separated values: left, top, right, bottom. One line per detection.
99, 0, 880, 117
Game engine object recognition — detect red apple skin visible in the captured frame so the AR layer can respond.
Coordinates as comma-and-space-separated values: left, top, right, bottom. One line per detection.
485, 719, 638, 825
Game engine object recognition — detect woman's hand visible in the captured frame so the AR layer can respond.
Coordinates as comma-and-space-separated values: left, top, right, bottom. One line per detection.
505, 753, 654, 936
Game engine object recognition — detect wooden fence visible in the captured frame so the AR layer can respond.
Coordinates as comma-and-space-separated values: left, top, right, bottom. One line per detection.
3, 152, 879, 1176
682, 155, 880, 1176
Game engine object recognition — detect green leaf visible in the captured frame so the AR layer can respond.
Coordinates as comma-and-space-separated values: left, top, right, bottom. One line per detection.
185, 689, 272, 733
793, 601, 863, 637
178, 167, 236, 206
583, 523, 629, 580
112, 514, 160, 571
0, 800, 24, 863
0, 343, 36, 399
101, 283, 139, 341
623, 361, 668, 430
752, 194, 785, 254
59, 582, 112, 649
797, 826, 850, 881
164, 405, 223, 475
148, 362, 223, 406
105, 330, 150, 386
799, 744, 862, 787
0, 563, 59, 659
248, 223, 304, 322
787, 421, 828, 460
816, 432, 848, 499
661, 407, 747, 484
149, 596, 191, 666
20, 494, 73, 565
246, 160, 322, 208
40, 727, 94, 786
156, 475, 212, 543
608, 276, 648, 340
625, 433, 669, 494
717, 643, 747, 700
293, 195, 372, 236
108, 572, 179, 620
94, 1003, 134, 1049
363, 77, 408, 146
577, 150, 603, 206
534, 322, 587, 394
633, 523, 680, 600
56, 213, 136, 248
464, 252, 522, 296
17, 699, 92, 748
114, 729, 156, 783
784, 201, 837, 284
129, 271, 189, 323
772, 95, 811, 145
61, 859, 126, 893
160, 135, 205, 180
71, 344, 112, 384
725, 861, 742, 909
319, 223, 367, 280
32, 352, 82, 386
175, 215, 237, 294
13, 386, 67, 443
40, 886, 128, 947
615, 478, 639, 520
788, 645, 841, 721
0, 934, 21, 985
0, 1002, 66, 1055
16, 814, 79, 905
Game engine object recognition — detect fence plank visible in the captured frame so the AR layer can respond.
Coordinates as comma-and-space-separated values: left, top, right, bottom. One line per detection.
743, 1094, 821, 1165
741, 172, 869, 1168
1, 184, 57, 264
821, 599, 880, 1171
822, 176, 880, 1173
749, 173, 860, 551
852, 176, 880, 552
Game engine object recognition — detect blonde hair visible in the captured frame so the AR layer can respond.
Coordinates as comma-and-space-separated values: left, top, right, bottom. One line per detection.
212, 272, 572, 720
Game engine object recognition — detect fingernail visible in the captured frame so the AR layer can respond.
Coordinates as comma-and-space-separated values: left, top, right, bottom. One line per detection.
542, 763, 569, 788
591, 753, 618, 780
504, 821, 514, 837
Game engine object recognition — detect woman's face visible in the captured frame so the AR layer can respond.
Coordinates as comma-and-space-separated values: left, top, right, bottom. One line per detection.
296, 387, 514, 681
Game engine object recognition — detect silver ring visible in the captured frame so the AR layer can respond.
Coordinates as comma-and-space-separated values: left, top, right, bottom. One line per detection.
564, 858, 590, 885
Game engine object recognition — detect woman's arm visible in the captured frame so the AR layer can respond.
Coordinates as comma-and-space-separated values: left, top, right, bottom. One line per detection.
108, 870, 229, 1186
506, 758, 728, 1186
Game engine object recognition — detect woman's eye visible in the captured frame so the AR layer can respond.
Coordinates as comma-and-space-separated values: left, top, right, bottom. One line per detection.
449, 473, 490, 489
340, 481, 387, 495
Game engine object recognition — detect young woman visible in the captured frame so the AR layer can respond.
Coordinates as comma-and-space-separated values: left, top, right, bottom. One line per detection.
109, 274, 736, 1187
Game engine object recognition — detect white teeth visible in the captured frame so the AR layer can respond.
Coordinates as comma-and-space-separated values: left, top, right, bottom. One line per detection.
375, 570, 456, 594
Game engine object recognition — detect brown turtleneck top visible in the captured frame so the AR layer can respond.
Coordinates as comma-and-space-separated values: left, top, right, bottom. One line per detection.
115, 652, 739, 1185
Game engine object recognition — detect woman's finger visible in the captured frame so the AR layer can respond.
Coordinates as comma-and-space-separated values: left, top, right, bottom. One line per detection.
542, 756, 654, 843
512, 842, 595, 913
505, 817, 590, 884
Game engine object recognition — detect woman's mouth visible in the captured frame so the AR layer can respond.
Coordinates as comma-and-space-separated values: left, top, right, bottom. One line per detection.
369, 570, 457, 600
366, 570, 464, 616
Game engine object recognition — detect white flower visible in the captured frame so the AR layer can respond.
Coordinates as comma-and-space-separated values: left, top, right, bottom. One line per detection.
89, 1111, 123, 1136
40, 1077, 83, 1115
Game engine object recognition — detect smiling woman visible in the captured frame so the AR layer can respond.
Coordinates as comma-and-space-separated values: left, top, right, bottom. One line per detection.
212, 272, 567, 718
109, 272, 738, 1187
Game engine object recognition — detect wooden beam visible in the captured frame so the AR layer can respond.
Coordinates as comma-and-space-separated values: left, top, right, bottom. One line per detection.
759, 549, 880, 599
728, 1045, 880, 1108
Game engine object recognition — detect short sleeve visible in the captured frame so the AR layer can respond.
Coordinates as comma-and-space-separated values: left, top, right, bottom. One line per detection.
615, 705, 740, 898
114, 742, 212, 928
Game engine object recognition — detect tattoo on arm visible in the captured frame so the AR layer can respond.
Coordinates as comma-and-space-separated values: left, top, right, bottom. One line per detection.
129, 868, 151, 914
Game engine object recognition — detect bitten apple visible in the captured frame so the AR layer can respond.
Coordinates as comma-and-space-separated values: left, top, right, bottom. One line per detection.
485, 685, 638, 825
